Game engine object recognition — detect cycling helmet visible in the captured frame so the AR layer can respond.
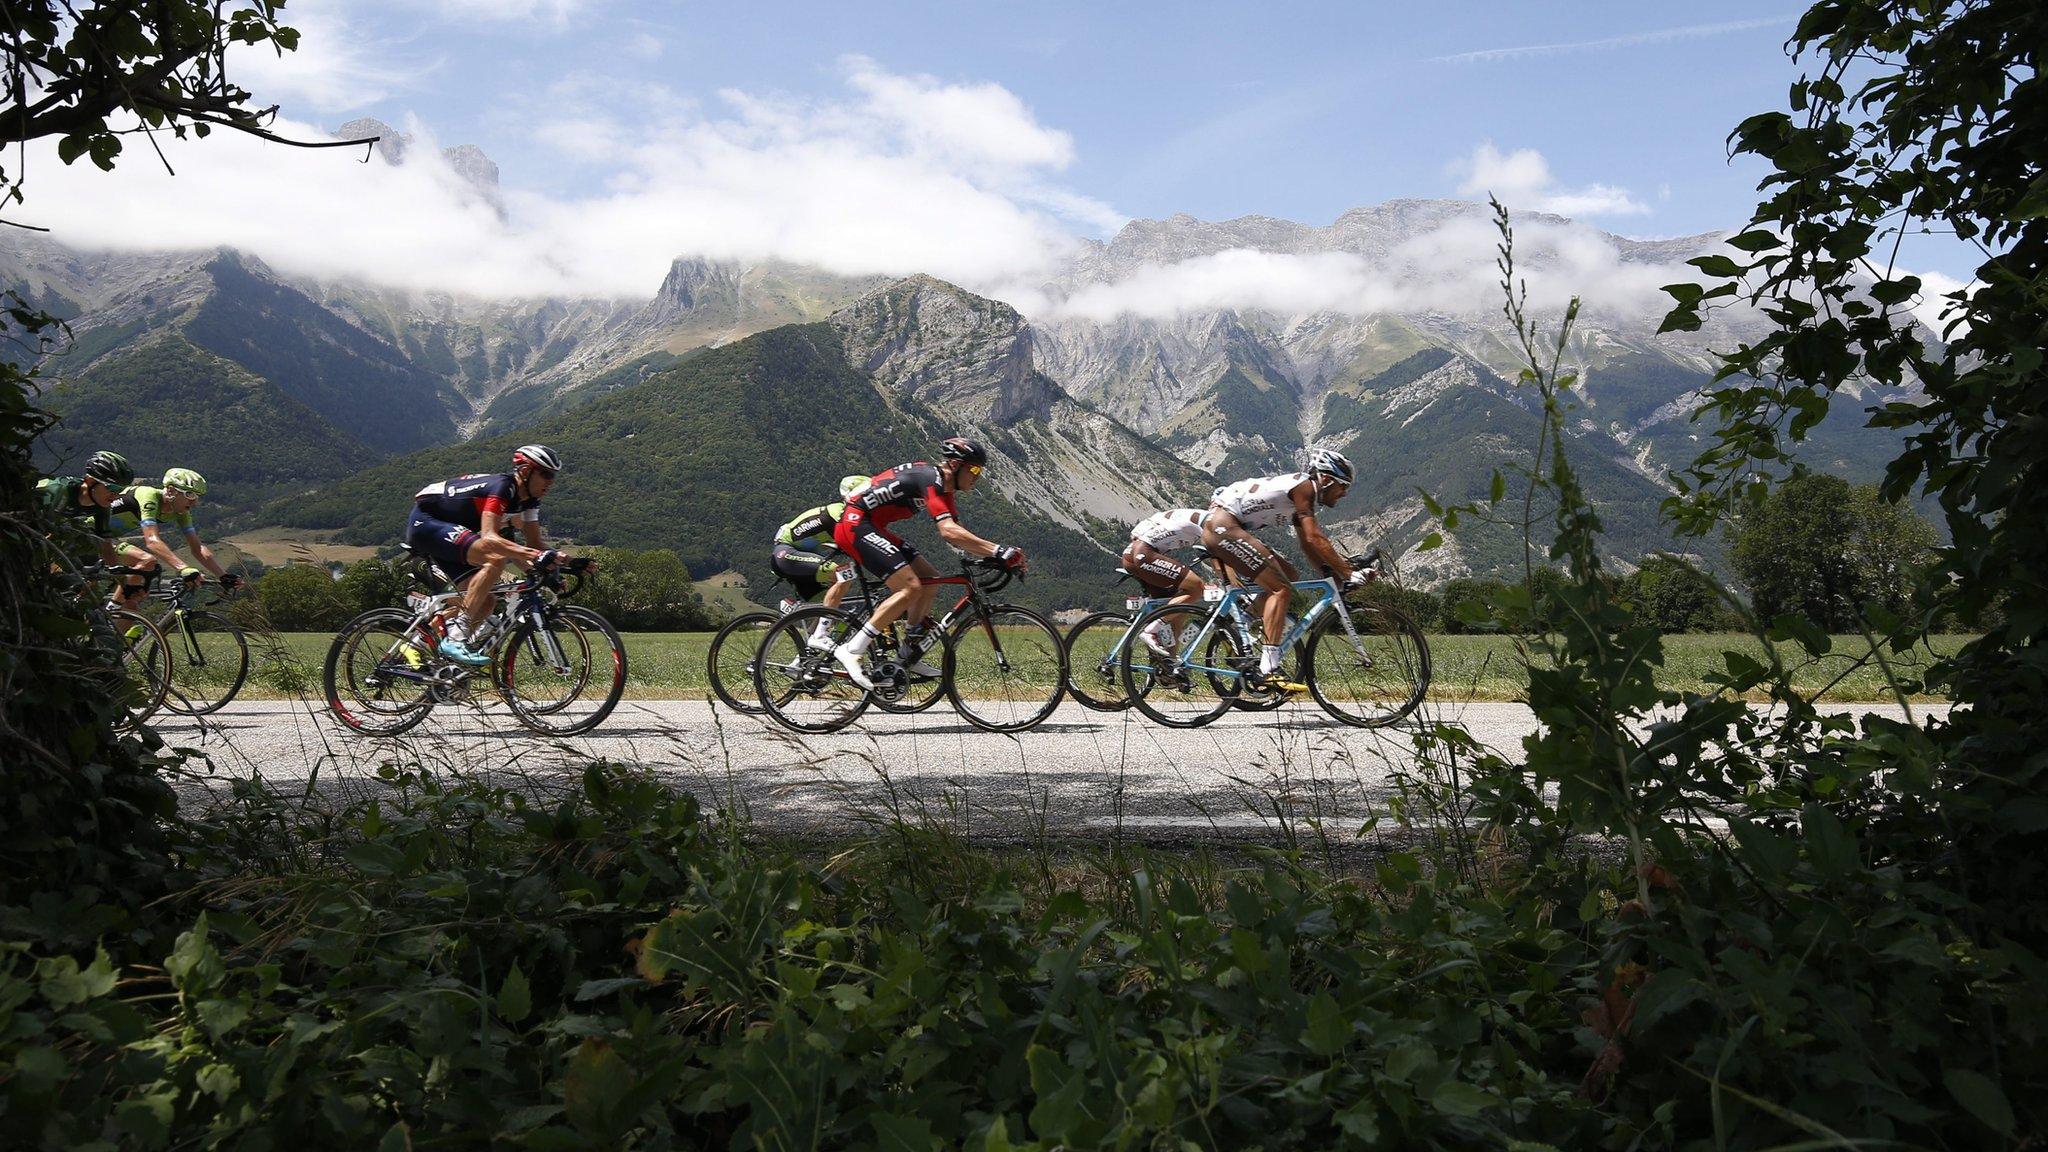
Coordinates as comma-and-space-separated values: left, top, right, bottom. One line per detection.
513, 444, 562, 474
940, 437, 988, 467
1307, 448, 1355, 485
85, 450, 134, 487
162, 467, 207, 496
839, 474, 870, 499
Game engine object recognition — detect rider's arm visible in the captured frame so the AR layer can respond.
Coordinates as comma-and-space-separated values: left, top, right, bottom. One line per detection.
140, 524, 188, 575
187, 530, 229, 580
520, 518, 545, 550
936, 517, 1002, 558
1291, 486, 1353, 582
95, 536, 122, 567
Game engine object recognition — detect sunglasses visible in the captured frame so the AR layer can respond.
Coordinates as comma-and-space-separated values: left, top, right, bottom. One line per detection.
966, 464, 984, 476
529, 466, 558, 480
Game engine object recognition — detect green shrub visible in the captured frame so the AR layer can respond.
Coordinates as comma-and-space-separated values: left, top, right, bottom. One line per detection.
252, 564, 348, 632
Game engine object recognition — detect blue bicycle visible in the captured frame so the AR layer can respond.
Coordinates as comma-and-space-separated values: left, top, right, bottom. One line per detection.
1062, 548, 1290, 714
1116, 551, 1430, 729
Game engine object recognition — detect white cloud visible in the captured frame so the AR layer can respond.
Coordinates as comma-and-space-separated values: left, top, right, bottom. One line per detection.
1022, 216, 1704, 323
1451, 142, 1648, 218
1429, 15, 1796, 65
432, 0, 592, 25
1905, 269, 1978, 339
626, 32, 663, 61
16, 61, 1116, 298
228, 8, 415, 114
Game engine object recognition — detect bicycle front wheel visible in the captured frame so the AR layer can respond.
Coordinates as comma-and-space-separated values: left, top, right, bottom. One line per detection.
707, 612, 775, 715
107, 609, 170, 730
500, 606, 627, 735
163, 611, 250, 715
1306, 604, 1431, 727
945, 604, 1066, 733
753, 605, 870, 734
1120, 604, 1233, 729
1062, 610, 1135, 712
324, 609, 437, 736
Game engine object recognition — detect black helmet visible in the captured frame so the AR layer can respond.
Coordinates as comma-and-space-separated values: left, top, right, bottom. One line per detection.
940, 437, 987, 467
513, 444, 562, 474
85, 450, 134, 487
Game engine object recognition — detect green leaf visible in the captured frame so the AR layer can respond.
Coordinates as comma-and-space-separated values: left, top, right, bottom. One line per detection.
378, 1121, 413, 1152
1803, 804, 1860, 877
344, 841, 407, 877
1730, 818, 1796, 877
499, 963, 532, 1024
1944, 1068, 2015, 1136
1430, 1080, 1494, 1117
2013, 173, 2048, 221
1028, 1045, 1100, 1144
1303, 991, 1349, 1057
1687, 254, 1743, 278
1869, 276, 1921, 306
1630, 970, 1707, 1032
872, 1113, 941, 1152
574, 976, 647, 1001
1335, 1098, 1379, 1142
1726, 229, 1783, 252
197, 997, 251, 1039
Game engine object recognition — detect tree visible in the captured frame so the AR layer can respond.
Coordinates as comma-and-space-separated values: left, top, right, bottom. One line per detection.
253, 563, 347, 631
336, 556, 410, 616
1623, 555, 1738, 633
575, 547, 716, 631
1728, 473, 1936, 631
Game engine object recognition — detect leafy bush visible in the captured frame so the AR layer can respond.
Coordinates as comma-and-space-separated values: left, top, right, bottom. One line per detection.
251, 564, 348, 632
573, 546, 717, 630
1618, 554, 1740, 633
1728, 473, 1937, 630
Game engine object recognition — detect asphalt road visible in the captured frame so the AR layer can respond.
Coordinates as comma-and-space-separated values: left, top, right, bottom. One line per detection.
155, 697, 1938, 844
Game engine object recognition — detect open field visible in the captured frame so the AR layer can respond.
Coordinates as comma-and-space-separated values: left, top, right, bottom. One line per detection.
242, 630, 1972, 703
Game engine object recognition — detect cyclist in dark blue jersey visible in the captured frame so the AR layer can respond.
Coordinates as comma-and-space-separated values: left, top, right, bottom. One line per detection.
405, 444, 564, 664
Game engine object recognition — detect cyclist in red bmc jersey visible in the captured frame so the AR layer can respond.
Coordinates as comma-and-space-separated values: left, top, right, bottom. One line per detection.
829, 437, 1025, 689
405, 444, 565, 665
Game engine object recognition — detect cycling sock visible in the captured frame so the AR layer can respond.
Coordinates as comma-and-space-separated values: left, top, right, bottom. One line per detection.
1261, 644, 1282, 674
808, 621, 834, 647
841, 624, 877, 657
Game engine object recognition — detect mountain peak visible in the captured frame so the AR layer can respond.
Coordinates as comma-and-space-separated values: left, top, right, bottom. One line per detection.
332, 119, 501, 200
831, 275, 1056, 423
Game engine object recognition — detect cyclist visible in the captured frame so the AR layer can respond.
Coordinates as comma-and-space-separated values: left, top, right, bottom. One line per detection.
405, 444, 563, 666
773, 474, 870, 627
37, 450, 135, 582
1122, 507, 1211, 655
107, 468, 243, 606
829, 437, 1025, 689
1202, 449, 1370, 690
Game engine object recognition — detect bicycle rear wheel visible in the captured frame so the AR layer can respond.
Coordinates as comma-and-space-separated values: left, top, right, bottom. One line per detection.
1062, 610, 1135, 712
324, 608, 437, 736
753, 605, 871, 734
163, 611, 250, 715
706, 612, 775, 714
1306, 604, 1431, 727
107, 609, 170, 730
500, 606, 627, 735
1120, 604, 1234, 729
946, 605, 1065, 732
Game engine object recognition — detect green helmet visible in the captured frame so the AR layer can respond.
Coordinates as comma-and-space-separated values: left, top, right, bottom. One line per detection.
162, 467, 207, 495
839, 474, 870, 499
85, 450, 134, 487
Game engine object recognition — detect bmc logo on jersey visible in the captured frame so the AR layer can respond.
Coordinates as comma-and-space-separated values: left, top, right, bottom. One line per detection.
861, 481, 904, 507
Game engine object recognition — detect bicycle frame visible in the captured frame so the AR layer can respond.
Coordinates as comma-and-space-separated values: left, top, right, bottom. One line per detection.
1158, 576, 1367, 685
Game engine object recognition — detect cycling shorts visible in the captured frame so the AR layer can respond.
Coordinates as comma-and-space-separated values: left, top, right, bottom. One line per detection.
771, 541, 853, 599
405, 505, 480, 579
1119, 540, 1191, 595
1203, 514, 1277, 580
835, 519, 918, 579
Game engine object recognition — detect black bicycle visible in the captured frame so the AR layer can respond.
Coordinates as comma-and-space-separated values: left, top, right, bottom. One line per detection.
751, 552, 1066, 734
147, 571, 250, 715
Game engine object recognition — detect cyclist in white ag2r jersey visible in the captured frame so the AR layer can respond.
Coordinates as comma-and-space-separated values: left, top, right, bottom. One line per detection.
1202, 449, 1371, 692
1122, 507, 1211, 656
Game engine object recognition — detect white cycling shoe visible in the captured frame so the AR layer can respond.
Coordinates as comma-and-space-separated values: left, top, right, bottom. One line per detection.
832, 645, 877, 690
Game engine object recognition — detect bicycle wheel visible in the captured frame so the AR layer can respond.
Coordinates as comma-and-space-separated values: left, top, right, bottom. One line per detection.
1062, 610, 1136, 712
324, 609, 437, 736
107, 609, 170, 730
1306, 603, 1431, 727
501, 606, 628, 735
163, 611, 250, 715
945, 604, 1066, 732
753, 605, 871, 734
706, 612, 775, 714
1120, 604, 1234, 729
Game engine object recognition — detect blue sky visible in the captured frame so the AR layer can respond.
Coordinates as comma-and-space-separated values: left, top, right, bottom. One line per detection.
304, 0, 1807, 239
25, 0, 1971, 317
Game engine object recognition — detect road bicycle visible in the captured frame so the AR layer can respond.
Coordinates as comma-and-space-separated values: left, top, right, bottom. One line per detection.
145, 571, 251, 715
78, 563, 173, 730
1062, 546, 1289, 714
324, 554, 625, 737
1118, 550, 1430, 729
751, 551, 1066, 735
704, 584, 950, 716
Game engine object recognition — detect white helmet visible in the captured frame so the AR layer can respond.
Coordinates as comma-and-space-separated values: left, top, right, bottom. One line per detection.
1307, 448, 1355, 485
839, 474, 870, 499
513, 444, 562, 474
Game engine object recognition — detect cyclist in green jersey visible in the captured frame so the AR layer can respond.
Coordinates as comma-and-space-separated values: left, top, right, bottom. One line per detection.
772, 476, 869, 637
36, 450, 134, 571
108, 468, 243, 607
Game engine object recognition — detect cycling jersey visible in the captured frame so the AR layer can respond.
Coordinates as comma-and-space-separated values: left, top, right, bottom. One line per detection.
776, 502, 847, 551
109, 486, 196, 536
36, 477, 112, 538
413, 473, 539, 531
1210, 473, 1310, 531
840, 463, 956, 530
1132, 507, 1206, 551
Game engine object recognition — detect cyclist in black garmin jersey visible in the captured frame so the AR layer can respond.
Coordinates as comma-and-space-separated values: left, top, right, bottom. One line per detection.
827, 437, 1025, 689
404, 444, 566, 665
772, 474, 870, 609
